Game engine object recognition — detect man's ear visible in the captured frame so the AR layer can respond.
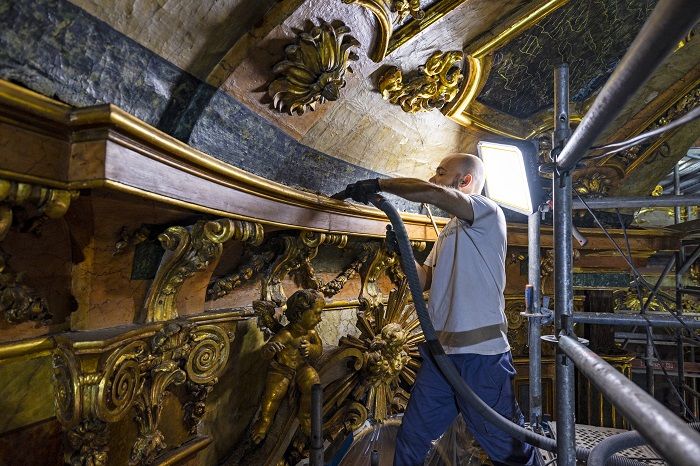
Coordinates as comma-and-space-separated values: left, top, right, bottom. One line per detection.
460, 173, 473, 187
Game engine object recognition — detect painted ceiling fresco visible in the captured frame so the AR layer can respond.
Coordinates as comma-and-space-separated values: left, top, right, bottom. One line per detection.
477, 0, 658, 118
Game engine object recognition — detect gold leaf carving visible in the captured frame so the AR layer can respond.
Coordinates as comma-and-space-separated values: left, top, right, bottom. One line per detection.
262, 231, 347, 305
574, 172, 611, 198
0, 251, 50, 323
144, 219, 263, 322
390, 0, 425, 23
53, 317, 233, 465
268, 20, 359, 115
378, 50, 464, 113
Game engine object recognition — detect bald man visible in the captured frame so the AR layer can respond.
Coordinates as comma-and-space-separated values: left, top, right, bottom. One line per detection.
338, 154, 540, 466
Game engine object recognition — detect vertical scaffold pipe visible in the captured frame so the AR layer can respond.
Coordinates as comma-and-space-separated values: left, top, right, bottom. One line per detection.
528, 210, 543, 429
310, 384, 324, 466
553, 63, 576, 466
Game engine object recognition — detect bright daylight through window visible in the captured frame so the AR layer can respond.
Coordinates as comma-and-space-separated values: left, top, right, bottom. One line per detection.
477, 141, 533, 215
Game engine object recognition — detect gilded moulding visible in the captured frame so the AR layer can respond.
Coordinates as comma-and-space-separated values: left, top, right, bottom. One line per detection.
52, 313, 237, 466
342, 0, 392, 62
442, 0, 570, 136
391, 0, 425, 23
378, 50, 464, 113
606, 82, 700, 174
387, 0, 468, 56
144, 219, 263, 322
268, 20, 359, 115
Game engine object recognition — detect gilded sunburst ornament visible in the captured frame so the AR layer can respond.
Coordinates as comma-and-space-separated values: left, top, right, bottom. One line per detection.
335, 279, 423, 421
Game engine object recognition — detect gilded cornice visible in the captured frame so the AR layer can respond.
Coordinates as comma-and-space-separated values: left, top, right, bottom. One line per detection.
0, 80, 445, 240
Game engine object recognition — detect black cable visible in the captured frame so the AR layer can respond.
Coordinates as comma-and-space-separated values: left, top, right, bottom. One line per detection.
589, 105, 700, 154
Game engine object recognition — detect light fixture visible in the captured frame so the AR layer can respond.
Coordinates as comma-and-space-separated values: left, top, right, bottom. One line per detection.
477, 141, 540, 215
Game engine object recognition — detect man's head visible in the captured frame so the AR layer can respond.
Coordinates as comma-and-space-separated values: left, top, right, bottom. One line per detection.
429, 153, 485, 194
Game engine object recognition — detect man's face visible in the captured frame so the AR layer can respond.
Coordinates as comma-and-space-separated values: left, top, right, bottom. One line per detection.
429, 157, 464, 189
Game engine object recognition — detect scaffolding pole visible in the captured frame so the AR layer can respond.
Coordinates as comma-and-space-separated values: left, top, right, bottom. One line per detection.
571, 312, 700, 329
559, 335, 700, 466
553, 63, 576, 466
528, 210, 543, 429
555, 0, 700, 173
572, 194, 700, 209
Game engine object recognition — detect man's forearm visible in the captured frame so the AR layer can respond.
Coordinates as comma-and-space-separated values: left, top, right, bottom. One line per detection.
378, 178, 441, 205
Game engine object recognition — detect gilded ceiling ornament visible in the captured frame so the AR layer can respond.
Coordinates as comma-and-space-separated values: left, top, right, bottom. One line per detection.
390, 0, 425, 23
614, 85, 700, 170
574, 172, 611, 198
378, 50, 464, 113
651, 185, 664, 196
144, 219, 263, 322
53, 315, 234, 465
268, 20, 359, 115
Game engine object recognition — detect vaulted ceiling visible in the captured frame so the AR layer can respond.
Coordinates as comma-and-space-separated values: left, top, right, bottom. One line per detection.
65, 0, 699, 197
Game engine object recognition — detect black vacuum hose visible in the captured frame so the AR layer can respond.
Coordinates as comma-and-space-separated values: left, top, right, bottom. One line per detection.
370, 195, 649, 466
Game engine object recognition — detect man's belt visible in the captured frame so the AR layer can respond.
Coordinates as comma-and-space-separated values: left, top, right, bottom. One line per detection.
436, 322, 508, 348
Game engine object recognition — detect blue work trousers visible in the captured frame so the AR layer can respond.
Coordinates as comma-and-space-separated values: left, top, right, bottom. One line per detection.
394, 345, 541, 466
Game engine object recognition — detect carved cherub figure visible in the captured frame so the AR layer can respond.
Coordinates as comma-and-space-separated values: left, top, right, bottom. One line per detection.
251, 289, 324, 444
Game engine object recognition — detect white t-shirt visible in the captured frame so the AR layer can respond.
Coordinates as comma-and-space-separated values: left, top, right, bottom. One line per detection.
425, 193, 510, 355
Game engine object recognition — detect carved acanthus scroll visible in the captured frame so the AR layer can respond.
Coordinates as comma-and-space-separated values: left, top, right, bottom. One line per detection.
52, 318, 233, 466
268, 20, 359, 115
378, 50, 464, 112
144, 219, 263, 322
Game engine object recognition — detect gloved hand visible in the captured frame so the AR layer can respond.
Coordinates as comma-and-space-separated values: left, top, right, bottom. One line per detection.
334, 178, 381, 204
385, 225, 401, 256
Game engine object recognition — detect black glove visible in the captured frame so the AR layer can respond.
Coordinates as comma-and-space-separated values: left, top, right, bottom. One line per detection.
336, 178, 381, 204
385, 225, 401, 256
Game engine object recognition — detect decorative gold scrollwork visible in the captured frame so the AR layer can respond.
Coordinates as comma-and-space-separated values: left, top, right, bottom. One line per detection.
390, 0, 425, 23
262, 230, 347, 305
53, 347, 81, 427
0, 178, 79, 239
378, 51, 464, 113
207, 249, 276, 301
574, 172, 611, 198
0, 251, 51, 323
53, 317, 234, 465
96, 340, 148, 423
144, 219, 263, 322
268, 20, 359, 115
185, 324, 230, 384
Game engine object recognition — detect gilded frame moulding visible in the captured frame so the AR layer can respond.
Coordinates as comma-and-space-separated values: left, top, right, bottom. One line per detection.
144, 219, 263, 322
378, 50, 464, 113
52, 312, 242, 466
442, 0, 571, 138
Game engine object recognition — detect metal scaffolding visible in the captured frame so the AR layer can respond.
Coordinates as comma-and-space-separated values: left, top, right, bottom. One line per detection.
527, 1, 700, 464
